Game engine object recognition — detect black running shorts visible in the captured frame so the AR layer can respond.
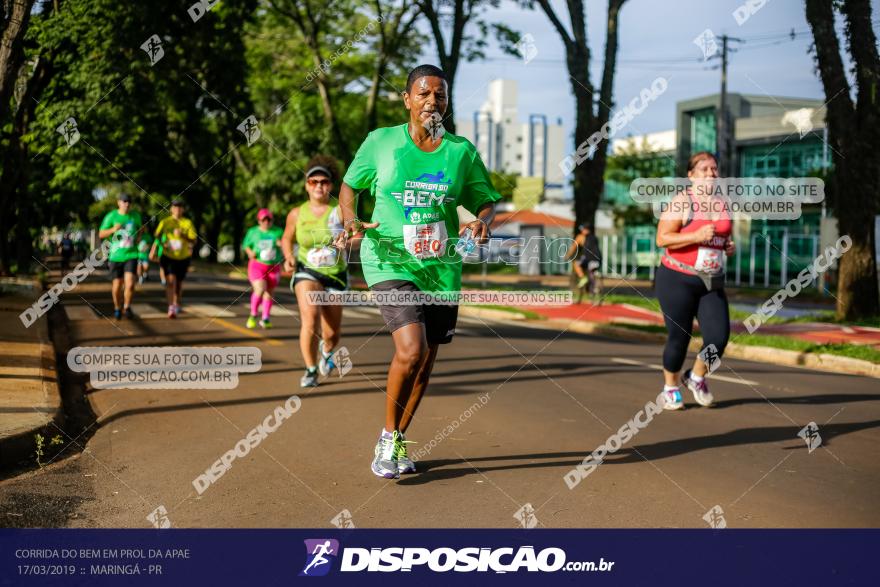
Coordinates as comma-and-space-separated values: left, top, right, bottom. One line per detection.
108, 258, 138, 279
371, 280, 459, 345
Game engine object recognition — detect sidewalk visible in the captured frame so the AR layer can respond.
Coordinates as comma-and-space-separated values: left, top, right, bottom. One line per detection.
517, 301, 880, 349
0, 283, 62, 469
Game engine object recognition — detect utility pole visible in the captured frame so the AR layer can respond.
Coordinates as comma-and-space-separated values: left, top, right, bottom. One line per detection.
714, 35, 742, 176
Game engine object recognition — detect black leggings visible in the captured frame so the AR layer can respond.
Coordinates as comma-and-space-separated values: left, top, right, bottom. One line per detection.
654, 264, 730, 373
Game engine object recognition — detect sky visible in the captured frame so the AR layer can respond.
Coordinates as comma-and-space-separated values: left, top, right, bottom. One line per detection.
418, 0, 878, 151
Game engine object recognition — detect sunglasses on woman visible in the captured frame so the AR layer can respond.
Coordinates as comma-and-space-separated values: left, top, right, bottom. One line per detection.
307, 178, 331, 187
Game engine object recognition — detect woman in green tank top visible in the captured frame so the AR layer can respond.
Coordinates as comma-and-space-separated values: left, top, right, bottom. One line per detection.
281, 156, 349, 389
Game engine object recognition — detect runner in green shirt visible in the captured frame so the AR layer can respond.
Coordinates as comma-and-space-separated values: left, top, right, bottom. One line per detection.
98, 193, 144, 319
137, 232, 152, 285
243, 209, 284, 329
337, 64, 500, 479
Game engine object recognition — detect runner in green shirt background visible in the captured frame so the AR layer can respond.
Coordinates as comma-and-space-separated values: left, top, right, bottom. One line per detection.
243, 208, 284, 329
137, 232, 153, 285
337, 64, 500, 479
98, 193, 144, 319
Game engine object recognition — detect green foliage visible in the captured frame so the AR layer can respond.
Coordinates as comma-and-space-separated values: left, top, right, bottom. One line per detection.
605, 137, 674, 229
489, 170, 519, 200
34, 433, 64, 467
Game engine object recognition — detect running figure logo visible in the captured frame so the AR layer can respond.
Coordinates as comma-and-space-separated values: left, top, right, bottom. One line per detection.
237, 115, 261, 147
414, 170, 452, 184
513, 503, 538, 528
693, 29, 719, 61
56, 117, 80, 147
798, 422, 822, 453
698, 344, 721, 374
300, 539, 339, 577
140, 34, 165, 66
702, 505, 727, 529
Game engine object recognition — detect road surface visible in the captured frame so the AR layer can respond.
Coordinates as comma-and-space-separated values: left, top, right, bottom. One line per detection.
1, 271, 878, 529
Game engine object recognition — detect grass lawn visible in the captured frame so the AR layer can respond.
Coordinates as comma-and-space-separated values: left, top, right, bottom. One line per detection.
614, 323, 880, 364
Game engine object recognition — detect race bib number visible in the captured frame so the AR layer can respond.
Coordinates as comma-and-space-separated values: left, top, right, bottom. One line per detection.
403, 221, 447, 259
306, 246, 338, 268
694, 247, 723, 274
120, 224, 134, 248
258, 240, 275, 262
168, 238, 183, 252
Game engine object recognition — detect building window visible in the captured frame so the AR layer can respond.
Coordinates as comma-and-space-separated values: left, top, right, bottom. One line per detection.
690, 107, 716, 154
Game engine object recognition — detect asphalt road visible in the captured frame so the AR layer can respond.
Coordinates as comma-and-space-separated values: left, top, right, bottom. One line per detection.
1, 271, 878, 529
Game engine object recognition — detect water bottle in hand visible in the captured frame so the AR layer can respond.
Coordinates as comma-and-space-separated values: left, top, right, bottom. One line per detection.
455, 228, 476, 257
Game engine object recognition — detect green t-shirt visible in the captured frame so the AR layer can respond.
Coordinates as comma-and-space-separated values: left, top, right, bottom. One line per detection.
242, 225, 283, 265
343, 124, 501, 292
137, 234, 152, 260
99, 210, 142, 262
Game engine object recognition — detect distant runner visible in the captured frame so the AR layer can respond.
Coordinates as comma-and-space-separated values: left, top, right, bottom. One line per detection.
567, 223, 602, 303
282, 156, 348, 388
59, 233, 74, 272
243, 208, 283, 329
151, 198, 197, 319
337, 64, 500, 479
655, 151, 734, 410
137, 232, 152, 285
98, 194, 143, 320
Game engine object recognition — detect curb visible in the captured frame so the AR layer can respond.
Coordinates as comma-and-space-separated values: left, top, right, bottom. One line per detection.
460, 307, 880, 380
0, 285, 65, 470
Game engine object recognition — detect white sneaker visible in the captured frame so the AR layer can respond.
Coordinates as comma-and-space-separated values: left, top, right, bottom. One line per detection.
396, 432, 417, 474
662, 388, 685, 410
318, 345, 336, 377
682, 370, 714, 407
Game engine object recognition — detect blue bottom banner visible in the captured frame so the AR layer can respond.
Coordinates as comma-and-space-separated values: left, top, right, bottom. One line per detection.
1, 529, 873, 586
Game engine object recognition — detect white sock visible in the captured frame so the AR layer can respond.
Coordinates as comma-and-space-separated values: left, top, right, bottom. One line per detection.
690, 373, 705, 383
381, 428, 394, 438
664, 385, 679, 392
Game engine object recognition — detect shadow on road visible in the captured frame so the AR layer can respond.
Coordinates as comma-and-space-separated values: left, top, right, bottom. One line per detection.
398, 419, 880, 485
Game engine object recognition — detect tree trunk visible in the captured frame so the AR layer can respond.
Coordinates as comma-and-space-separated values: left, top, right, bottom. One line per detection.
0, 0, 35, 122
543, 0, 626, 233
805, 0, 880, 319
0, 55, 52, 274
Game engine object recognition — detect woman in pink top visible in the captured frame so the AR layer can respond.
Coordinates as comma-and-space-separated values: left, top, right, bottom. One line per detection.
654, 151, 736, 410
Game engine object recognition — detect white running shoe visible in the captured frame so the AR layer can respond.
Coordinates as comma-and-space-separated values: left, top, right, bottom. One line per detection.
682, 370, 714, 407
318, 345, 336, 377
395, 432, 417, 474
371, 430, 399, 479
662, 388, 685, 410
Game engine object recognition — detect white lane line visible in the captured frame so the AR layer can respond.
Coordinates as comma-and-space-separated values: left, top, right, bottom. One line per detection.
186, 304, 237, 318
64, 305, 98, 320
239, 303, 295, 316
130, 303, 166, 319
611, 357, 759, 386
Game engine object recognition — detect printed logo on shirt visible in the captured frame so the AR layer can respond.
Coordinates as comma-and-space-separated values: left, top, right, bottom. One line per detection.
414, 170, 452, 184
406, 208, 443, 224
392, 172, 455, 208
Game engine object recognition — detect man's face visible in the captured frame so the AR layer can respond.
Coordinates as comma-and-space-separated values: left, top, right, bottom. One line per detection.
171, 204, 183, 217
118, 199, 130, 213
404, 76, 448, 124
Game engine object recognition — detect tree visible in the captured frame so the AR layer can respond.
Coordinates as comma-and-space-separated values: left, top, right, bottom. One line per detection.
364, 0, 420, 131
533, 0, 627, 233
805, 0, 879, 319
268, 0, 358, 161
0, 0, 36, 122
415, 0, 498, 134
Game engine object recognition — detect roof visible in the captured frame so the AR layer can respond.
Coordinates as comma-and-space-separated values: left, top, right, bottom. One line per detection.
489, 210, 575, 231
